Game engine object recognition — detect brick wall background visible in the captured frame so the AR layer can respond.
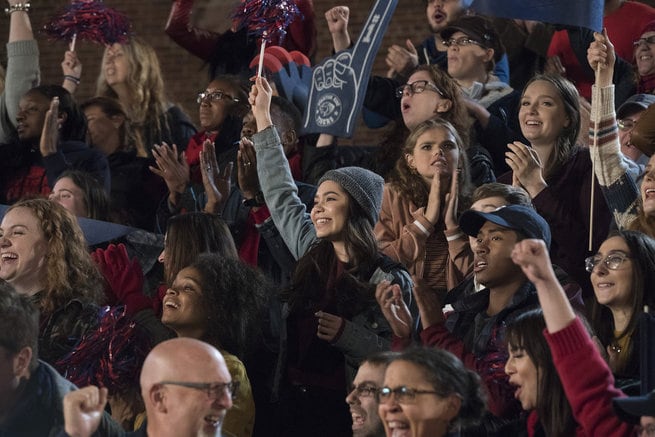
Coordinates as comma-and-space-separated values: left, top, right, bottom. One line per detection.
0, 0, 428, 145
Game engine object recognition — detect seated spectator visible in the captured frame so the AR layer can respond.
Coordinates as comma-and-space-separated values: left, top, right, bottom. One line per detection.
0, 85, 110, 204
0, 282, 120, 436
62, 337, 236, 437
95, 37, 196, 154
347, 352, 397, 437
162, 254, 268, 437
80, 96, 165, 230
587, 230, 655, 389
616, 94, 655, 166
165, 0, 316, 77
635, 21, 655, 95
50, 170, 111, 221
152, 75, 249, 223
375, 119, 474, 295
0, 198, 105, 368
440, 15, 514, 108
378, 347, 486, 437
507, 238, 636, 436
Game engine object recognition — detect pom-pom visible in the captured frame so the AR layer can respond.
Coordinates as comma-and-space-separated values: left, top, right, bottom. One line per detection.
232, 0, 302, 44
56, 306, 151, 395
43, 0, 131, 46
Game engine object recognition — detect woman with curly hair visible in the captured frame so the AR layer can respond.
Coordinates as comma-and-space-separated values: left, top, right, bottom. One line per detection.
161, 253, 268, 437
96, 37, 196, 155
376, 118, 474, 294
0, 198, 104, 366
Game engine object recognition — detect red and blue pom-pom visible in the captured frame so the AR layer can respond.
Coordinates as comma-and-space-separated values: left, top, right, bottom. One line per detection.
43, 0, 131, 46
232, 0, 303, 44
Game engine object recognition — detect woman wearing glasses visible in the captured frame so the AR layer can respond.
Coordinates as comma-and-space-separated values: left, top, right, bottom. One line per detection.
378, 347, 486, 437
505, 238, 637, 437
152, 75, 249, 221
375, 118, 474, 295
161, 253, 269, 437
586, 230, 655, 388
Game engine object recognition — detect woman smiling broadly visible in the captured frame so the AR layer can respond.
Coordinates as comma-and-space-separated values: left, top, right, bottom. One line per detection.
500, 73, 612, 297
587, 231, 655, 386
249, 76, 413, 435
161, 253, 267, 437
506, 238, 635, 437
0, 198, 104, 367
376, 118, 474, 295
378, 348, 486, 437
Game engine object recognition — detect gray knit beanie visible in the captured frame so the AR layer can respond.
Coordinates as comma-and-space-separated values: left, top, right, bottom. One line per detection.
317, 167, 384, 227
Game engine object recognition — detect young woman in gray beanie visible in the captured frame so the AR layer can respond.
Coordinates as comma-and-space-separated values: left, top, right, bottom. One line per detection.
246, 76, 414, 436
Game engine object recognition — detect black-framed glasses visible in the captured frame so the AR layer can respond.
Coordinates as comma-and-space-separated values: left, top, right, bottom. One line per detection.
348, 383, 379, 398
442, 37, 485, 49
158, 380, 240, 401
634, 35, 655, 47
395, 80, 444, 98
197, 90, 239, 104
584, 253, 631, 273
618, 118, 637, 131
378, 386, 441, 404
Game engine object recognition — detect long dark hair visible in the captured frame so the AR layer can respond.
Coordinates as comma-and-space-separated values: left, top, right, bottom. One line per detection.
164, 213, 238, 285
506, 309, 576, 437
191, 254, 269, 359
521, 75, 580, 179
591, 230, 655, 374
55, 170, 110, 221
285, 190, 380, 315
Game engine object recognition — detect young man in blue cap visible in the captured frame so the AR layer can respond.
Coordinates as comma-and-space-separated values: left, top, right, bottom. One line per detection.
379, 204, 551, 423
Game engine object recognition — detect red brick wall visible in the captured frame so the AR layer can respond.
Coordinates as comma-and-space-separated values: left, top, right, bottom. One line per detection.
0, 0, 428, 145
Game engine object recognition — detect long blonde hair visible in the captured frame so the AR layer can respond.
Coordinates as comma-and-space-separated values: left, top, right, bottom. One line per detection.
96, 37, 169, 149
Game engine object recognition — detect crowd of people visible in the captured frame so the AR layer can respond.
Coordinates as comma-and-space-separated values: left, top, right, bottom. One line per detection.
2, 0, 655, 436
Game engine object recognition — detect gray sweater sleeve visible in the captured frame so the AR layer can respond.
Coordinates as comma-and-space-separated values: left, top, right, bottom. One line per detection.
0, 39, 40, 143
253, 126, 317, 259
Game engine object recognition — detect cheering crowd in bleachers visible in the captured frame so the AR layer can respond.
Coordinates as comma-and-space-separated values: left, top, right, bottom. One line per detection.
3, 0, 655, 436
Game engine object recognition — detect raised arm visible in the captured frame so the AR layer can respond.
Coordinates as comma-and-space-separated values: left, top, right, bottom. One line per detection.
251, 76, 317, 259
1, 1, 40, 142
511, 238, 635, 436
588, 31, 642, 229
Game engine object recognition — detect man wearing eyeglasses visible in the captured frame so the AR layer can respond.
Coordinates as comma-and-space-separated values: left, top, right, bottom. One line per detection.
346, 352, 397, 437
616, 94, 655, 166
62, 338, 235, 437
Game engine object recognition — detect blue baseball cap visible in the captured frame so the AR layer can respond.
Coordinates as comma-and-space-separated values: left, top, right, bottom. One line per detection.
459, 204, 551, 249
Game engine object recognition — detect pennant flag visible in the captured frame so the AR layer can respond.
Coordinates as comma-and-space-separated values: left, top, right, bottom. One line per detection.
470, 0, 603, 32
302, 0, 399, 137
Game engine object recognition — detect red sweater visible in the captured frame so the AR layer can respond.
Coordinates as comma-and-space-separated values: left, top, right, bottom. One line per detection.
530, 318, 636, 437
